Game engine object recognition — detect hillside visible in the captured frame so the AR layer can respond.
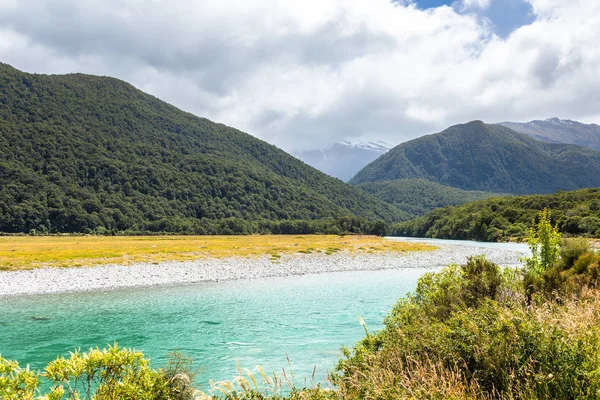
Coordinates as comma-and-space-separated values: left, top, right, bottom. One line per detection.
0, 64, 406, 234
294, 140, 392, 181
350, 121, 600, 194
357, 179, 497, 218
501, 118, 600, 151
393, 187, 600, 242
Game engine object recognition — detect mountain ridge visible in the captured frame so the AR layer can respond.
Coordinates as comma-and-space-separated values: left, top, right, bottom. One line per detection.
350, 121, 600, 195
499, 118, 600, 151
0, 63, 406, 233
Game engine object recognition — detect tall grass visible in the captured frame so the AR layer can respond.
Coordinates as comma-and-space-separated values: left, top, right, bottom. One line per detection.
0, 235, 433, 270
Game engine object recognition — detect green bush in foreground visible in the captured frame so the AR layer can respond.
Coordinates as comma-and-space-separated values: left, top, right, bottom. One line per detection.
0, 344, 195, 400
329, 257, 600, 399
324, 212, 600, 399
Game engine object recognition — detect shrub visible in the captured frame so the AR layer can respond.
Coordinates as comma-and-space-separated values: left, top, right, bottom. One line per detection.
330, 255, 600, 399
558, 237, 590, 270
0, 344, 196, 400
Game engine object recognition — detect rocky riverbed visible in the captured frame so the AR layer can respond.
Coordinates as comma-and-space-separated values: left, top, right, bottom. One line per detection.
0, 243, 526, 296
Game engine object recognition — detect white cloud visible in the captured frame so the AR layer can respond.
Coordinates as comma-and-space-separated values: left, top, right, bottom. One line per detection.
460, 0, 493, 11
0, 0, 598, 150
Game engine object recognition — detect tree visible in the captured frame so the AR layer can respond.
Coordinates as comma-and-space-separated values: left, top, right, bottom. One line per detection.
523, 208, 561, 275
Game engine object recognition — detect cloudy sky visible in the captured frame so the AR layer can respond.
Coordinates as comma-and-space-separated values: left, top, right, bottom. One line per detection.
0, 0, 598, 151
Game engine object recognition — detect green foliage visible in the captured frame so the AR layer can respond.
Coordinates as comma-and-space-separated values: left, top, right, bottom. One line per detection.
393, 187, 600, 241
351, 120, 600, 195
0, 63, 405, 234
329, 253, 600, 399
0, 355, 48, 400
0, 344, 195, 400
558, 237, 590, 269
531, 239, 600, 296
523, 209, 561, 275
356, 178, 499, 218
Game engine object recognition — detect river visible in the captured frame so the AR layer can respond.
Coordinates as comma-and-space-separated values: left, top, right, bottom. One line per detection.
0, 237, 528, 390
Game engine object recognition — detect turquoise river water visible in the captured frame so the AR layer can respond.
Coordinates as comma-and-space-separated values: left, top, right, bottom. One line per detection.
0, 238, 529, 389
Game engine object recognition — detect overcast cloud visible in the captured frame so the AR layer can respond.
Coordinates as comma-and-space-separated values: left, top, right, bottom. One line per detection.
0, 0, 598, 151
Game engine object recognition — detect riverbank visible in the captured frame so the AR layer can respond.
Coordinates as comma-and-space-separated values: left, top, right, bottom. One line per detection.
0, 234, 431, 271
0, 243, 525, 296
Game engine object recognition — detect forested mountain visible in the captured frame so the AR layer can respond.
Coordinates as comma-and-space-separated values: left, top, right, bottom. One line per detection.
0, 63, 406, 234
350, 121, 600, 194
393, 187, 600, 242
294, 140, 392, 181
357, 179, 498, 218
500, 118, 600, 151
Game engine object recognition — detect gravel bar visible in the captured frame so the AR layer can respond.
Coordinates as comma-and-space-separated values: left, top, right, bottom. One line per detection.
0, 243, 526, 296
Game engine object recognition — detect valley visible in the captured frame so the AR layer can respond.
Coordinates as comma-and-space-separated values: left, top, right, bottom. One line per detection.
2, 62, 600, 399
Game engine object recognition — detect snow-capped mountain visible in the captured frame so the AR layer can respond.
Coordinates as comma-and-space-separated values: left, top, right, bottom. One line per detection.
294, 140, 394, 182
500, 118, 600, 151
338, 140, 393, 152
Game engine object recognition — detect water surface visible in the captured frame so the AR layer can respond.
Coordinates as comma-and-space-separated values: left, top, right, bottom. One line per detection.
0, 268, 432, 387
388, 236, 530, 252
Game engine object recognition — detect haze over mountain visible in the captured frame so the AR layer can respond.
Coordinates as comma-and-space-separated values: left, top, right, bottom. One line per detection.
500, 118, 600, 151
0, 64, 406, 234
350, 121, 600, 195
294, 140, 392, 182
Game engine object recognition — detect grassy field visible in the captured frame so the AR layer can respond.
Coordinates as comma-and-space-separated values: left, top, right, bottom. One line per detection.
0, 235, 435, 271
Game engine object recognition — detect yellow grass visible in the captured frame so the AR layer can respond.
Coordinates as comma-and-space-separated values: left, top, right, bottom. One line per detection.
0, 235, 435, 271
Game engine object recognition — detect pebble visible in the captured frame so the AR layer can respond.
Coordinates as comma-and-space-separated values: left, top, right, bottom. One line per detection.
0, 244, 526, 296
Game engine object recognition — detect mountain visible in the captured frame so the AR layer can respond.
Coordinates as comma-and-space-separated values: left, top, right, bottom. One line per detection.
0, 63, 407, 234
393, 187, 600, 242
350, 121, 600, 195
500, 118, 600, 151
357, 179, 499, 218
294, 140, 392, 181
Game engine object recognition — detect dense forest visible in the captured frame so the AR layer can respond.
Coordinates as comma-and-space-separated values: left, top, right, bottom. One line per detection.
393, 187, 600, 241
0, 64, 406, 234
356, 178, 497, 218
350, 121, 600, 194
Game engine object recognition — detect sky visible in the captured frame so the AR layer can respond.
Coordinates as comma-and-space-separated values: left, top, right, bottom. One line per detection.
0, 0, 598, 151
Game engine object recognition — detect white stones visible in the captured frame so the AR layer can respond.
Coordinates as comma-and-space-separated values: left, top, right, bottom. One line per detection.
0, 244, 525, 296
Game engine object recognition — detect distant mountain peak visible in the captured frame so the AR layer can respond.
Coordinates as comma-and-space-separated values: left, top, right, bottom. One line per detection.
350, 121, 600, 195
544, 117, 579, 125
500, 118, 600, 151
294, 139, 393, 182
338, 139, 393, 152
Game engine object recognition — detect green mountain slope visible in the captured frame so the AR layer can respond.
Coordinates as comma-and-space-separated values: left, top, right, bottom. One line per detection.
0, 63, 406, 234
393, 187, 600, 242
357, 179, 498, 218
350, 121, 600, 194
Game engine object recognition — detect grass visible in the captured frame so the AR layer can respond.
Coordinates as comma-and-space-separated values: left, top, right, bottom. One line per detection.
0, 235, 435, 271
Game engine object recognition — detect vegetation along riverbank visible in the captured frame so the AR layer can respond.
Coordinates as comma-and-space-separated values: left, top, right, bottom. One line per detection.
394, 187, 600, 242
4, 210, 599, 399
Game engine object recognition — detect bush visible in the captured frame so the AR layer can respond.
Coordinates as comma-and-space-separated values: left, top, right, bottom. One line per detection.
0, 344, 196, 400
558, 237, 590, 270
330, 254, 600, 399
